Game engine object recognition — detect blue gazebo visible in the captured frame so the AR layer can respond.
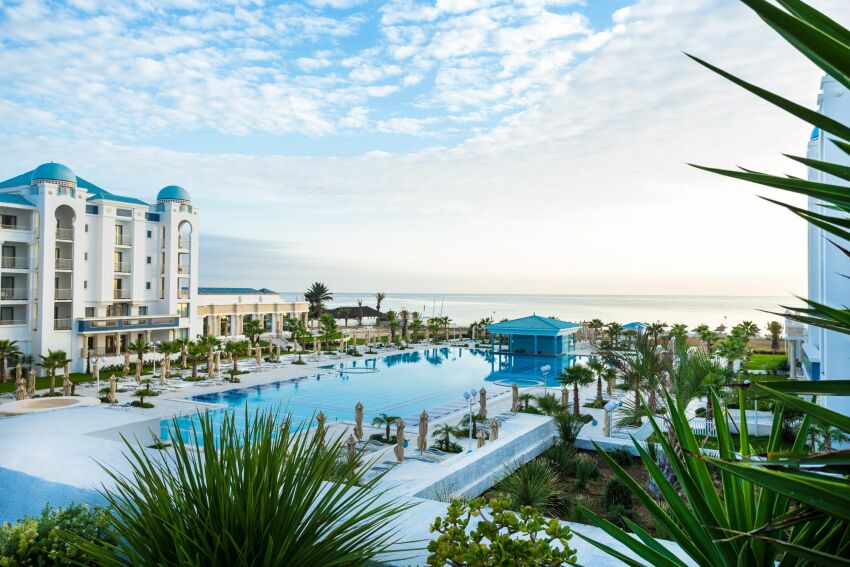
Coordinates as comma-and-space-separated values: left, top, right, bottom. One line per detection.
485, 315, 581, 356
622, 322, 647, 334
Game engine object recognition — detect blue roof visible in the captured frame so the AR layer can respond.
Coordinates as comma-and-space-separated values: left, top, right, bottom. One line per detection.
157, 185, 191, 201
0, 193, 34, 207
198, 287, 279, 295
0, 167, 148, 206
622, 322, 647, 331
485, 315, 580, 336
32, 162, 75, 183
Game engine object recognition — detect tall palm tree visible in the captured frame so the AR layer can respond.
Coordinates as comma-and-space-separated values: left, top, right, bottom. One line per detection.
399, 309, 410, 340
646, 321, 668, 346
587, 318, 604, 345
613, 332, 665, 414
765, 321, 783, 353
288, 318, 310, 363
587, 358, 607, 405
339, 307, 351, 327
197, 335, 221, 376
0, 339, 21, 382
39, 349, 67, 395
440, 316, 452, 341
243, 318, 263, 345
304, 282, 332, 322
667, 323, 689, 350
385, 310, 398, 342
693, 323, 719, 354
128, 338, 150, 368
409, 313, 423, 342
356, 299, 364, 326
373, 292, 385, 316
187, 343, 206, 379
426, 318, 441, 342
559, 365, 594, 417
319, 313, 338, 351
224, 341, 245, 372
607, 322, 623, 347
173, 336, 191, 368
371, 413, 401, 442
157, 340, 179, 380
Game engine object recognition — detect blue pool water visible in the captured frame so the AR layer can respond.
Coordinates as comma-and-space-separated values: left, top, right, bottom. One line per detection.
161, 347, 588, 445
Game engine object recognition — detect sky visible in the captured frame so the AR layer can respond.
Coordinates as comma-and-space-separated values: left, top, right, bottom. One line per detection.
0, 0, 846, 296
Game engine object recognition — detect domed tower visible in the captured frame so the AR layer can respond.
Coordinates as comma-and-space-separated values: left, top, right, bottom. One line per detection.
156, 185, 191, 205
31, 162, 77, 187
156, 185, 199, 338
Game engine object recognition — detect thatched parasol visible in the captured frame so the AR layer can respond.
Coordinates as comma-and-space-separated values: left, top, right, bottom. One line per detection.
393, 420, 405, 463
255, 345, 262, 365
346, 434, 357, 463
511, 383, 519, 412
108, 374, 118, 404
561, 385, 569, 408
62, 362, 71, 396
15, 373, 26, 401
123, 353, 130, 376
353, 402, 364, 441
490, 419, 499, 441
476, 429, 486, 448
315, 411, 326, 448
26, 369, 35, 398
135, 358, 142, 384
417, 411, 429, 453
477, 387, 487, 419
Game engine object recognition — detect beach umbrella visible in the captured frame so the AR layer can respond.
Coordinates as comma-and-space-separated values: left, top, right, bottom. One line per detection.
346, 434, 357, 463
476, 430, 486, 449
393, 420, 405, 463
123, 353, 130, 376
108, 374, 118, 404
490, 419, 499, 441
354, 402, 364, 441
561, 385, 569, 408
159, 356, 167, 386
417, 410, 429, 453
15, 363, 21, 385
315, 411, 326, 448
26, 369, 35, 398
135, 358, 142, 384
15, 373, 25, 401
93, 357, 101, 393
511, 383, 519, 412
62, 362, 71, 396
214, 350, 221, 373
477, 387, 487, 419
255, 345, 262, 365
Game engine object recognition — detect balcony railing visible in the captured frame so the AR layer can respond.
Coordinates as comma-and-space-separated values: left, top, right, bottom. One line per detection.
0, 319, 25, 326
0, 288, 27, 300
54, 318, 72, 330
55, 288, 72, 300
0, 223, 29, 232
114, 234, 132, 246
114, 261, 131, 273
178, 238, 190, 249
55, 257, 72, 270
56, 227, 73, 241
178, 265, 190, 274
178, 289, 190, 299
114, 289, 131, 300
1, 256, 27, 269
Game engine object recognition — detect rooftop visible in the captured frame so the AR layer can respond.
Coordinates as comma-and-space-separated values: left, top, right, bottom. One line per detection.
486, 315, 581, 335
198, 287, 279, 295
0, 193, 35, 208
324, 305, 381, 318
0, 165, 157, 207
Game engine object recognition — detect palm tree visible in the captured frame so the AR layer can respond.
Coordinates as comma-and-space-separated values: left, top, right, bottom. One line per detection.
38, 349, 67, 395
693, 324, 719, 354
517, 392, 535, 412
667, 323, 689, 350
0, 339, 21, 382
646, 321, 668, 346
224, 341, 245, 372
603, 366, 618, 397
612, 332, 665, 414
356, 299, 364, 326
304, 282, 332, 322
371, 413, 401, 442
587, 318, 604, 345
374, 292, 385, 316
715, 332, 748, 374
243, 318, 263, 345
197, 335, 221, 377
319, 313, 338, 351
410, 312, 423, 342
187, 343, 206, 379
385, 311, 399, 342
607, 322, 623, 347
128, 338, 150, 373
587, 358, 607, 405
157, 340, 179, 380
736, 320, 760, 340
339, 307, 351, 327
426, 318, 441, 342
431, 422, 461, 452
288, 318, 310, 363
534, 393, 563, 416
173, 336, 191, 368
765, 321, 783, 353
440, 316, 452, 341
559, 365, 594, 417
399, 309, 410, 340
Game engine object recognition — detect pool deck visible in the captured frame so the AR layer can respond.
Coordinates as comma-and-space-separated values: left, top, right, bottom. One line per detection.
0, 340, 690, 566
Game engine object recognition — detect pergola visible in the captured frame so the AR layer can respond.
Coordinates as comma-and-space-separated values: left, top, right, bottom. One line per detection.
485, 315, 580, 356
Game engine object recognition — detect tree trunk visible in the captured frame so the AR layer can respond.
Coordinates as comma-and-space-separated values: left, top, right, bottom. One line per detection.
573, 384, 580, 417
385, 423, 391, 442
596, 377, 603, 404
0, 358, 5, 382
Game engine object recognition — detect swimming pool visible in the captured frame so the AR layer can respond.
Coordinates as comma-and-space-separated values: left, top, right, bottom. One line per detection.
161, 347, 588, 444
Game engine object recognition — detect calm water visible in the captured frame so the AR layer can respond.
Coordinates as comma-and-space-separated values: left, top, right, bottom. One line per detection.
284, 292, 797, 328
161, 347, 588, 445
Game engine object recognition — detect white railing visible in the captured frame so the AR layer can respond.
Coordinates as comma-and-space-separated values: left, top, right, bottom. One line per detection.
54, 318, 72, 330
114, 262, 131, 273
0, 288, 27, 300
178, 238, 190, 249
55, 288, 72, 300
114, 234, 132, 246
56, 227, 73, 241
1, 256, 27, 269
114, 289, 131, 299
0, 319, 25, 326
178, 289, 190, 299
0, 223, 29, 231
55, 257, 72, 270
178, 265, 190, 274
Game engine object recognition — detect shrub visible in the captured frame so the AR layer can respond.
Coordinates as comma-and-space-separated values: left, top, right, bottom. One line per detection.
573, 454, 599, 487
542, 445, 576, 476
427, 496, 576, 566
603, 476, 633, 510
431, 441, 463, 454
605, 503, 636, 531
607, 447, 633, 467
497, 459, 563, 516
553, 412, 587, 448
0, 504, 116, 565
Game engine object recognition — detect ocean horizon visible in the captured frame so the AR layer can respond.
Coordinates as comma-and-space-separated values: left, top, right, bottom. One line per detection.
278, 292, 800, 329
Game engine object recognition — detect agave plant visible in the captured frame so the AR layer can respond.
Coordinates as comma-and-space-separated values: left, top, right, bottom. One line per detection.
73, 409, 413, 565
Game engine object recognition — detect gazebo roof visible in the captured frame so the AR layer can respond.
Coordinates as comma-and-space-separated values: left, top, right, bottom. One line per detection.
485, 315, 580, 336
622, 322, 647, 331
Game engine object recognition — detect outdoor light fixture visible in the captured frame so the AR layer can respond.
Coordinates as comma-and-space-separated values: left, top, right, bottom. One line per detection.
463, 387, 477, 452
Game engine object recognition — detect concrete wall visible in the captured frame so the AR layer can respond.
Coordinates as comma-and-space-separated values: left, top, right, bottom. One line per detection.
0, 467, 106, 523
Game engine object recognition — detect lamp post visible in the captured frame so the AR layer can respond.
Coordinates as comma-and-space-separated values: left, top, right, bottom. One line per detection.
97, 356, 105, 395
540, 364, 551, 395
463, 387, 477, 453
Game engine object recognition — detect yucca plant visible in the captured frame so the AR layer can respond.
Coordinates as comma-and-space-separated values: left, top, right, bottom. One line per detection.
497, 458, 564, 516
72, 409, 414, 566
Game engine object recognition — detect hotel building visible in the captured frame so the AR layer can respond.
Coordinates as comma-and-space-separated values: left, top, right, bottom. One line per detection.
0, 163, 306, 372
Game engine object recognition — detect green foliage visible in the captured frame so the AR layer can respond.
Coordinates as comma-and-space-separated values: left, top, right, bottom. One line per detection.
0, 504, 116, 565
573, 454, 599, 488
497, 459, 564, 516
603, 477, 633, 510
304, 282, 332, 320
427, 496, 577, 566
745, 354, 788, 372
553, 411, 587, 448
72, 409, 412, 566
542, 444, 576, 477
371, 412, 401, 443
606, 447, 632, 467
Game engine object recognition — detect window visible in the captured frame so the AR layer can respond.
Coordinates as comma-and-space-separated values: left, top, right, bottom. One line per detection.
85, 307, 95, 317
1, 214, 16, 228
84, 224, 88, 232
1, 306, 13, 322
84, 252, 88, 261
83, 280, 87, 289
139, 306, 148, 315
146, 281, 151, 290
145, 213, 160, 222
178, 303, 189, 317
146, 256, 152, 264
116, 208, 132, 218
160, 277, 165, 299
85, 205, 98, 214
146, 230, 152, 238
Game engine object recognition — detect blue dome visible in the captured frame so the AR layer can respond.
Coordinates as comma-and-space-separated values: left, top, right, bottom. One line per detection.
31, 162, 75, 183
811, 127, 820, 140
157, 185, 191, 202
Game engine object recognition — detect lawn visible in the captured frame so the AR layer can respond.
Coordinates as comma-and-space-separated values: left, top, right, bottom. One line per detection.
745, 353, 787, 372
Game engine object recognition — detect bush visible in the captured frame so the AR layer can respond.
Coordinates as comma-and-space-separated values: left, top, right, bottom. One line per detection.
431, 441, 463, 454
605, 503, 636, 531
541, 445, 576, 476
607, 447, 633, 467
497, 459, 563, 516
573, 454, 599, 487
603, 476, 633, 510
553, 412, 587, 448
0, 504, 117, 565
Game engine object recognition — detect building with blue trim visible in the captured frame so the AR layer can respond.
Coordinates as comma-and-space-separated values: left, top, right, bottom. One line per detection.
485, 315, 580, 356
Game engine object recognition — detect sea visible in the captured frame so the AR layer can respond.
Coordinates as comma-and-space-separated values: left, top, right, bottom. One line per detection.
278, 293, 800, 329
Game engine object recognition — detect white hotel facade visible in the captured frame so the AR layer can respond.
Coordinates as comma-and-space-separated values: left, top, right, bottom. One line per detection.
0, 163, 306, 372
786, 74, 850, 416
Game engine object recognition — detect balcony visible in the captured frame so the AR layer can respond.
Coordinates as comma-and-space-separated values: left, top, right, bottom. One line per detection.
178, 265, 190, 274
54, 318, 72, 331
55, 288, 72, 301
0, 319, 25, 326
0, 288, 27, 300
55, 257, 72, 271
56, 228, 73, 241
113, 289, 131, 300
114, 234, 132, 246
77, 314, 181, 334
1, 256, 27, 269
0, 222, 30, 232
114, 261, 131, 273
178, 238, 190, 250
178, 289, 190, 299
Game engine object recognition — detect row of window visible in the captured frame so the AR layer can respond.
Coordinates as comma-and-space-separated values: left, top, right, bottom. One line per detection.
85, 205, 160, 223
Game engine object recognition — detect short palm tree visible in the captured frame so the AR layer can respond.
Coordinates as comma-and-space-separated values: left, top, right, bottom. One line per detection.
0, 339, 21, 382
410, 314, 423, 342
224, 341, 246, 372
304, 282, 332, 322
371, 413, 401, 442
128, 338, 150, 366
607, 322, 623, 347
39, 349, 67, 395
374, 292, 385, 314
560, 365, 594, 417
765, 321, 782, 353
431, 422, 462, 452
517, 392, 535, 411
667, 323, 689, 350
187, 343, 206, 379
534, 393, 562, 416
288, 318, 310, 363
173, 336, 191, 368
242, 318, 263, 345
587, 358, 607, 405
157, 340, 178, 380
197, 335, 221, 376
